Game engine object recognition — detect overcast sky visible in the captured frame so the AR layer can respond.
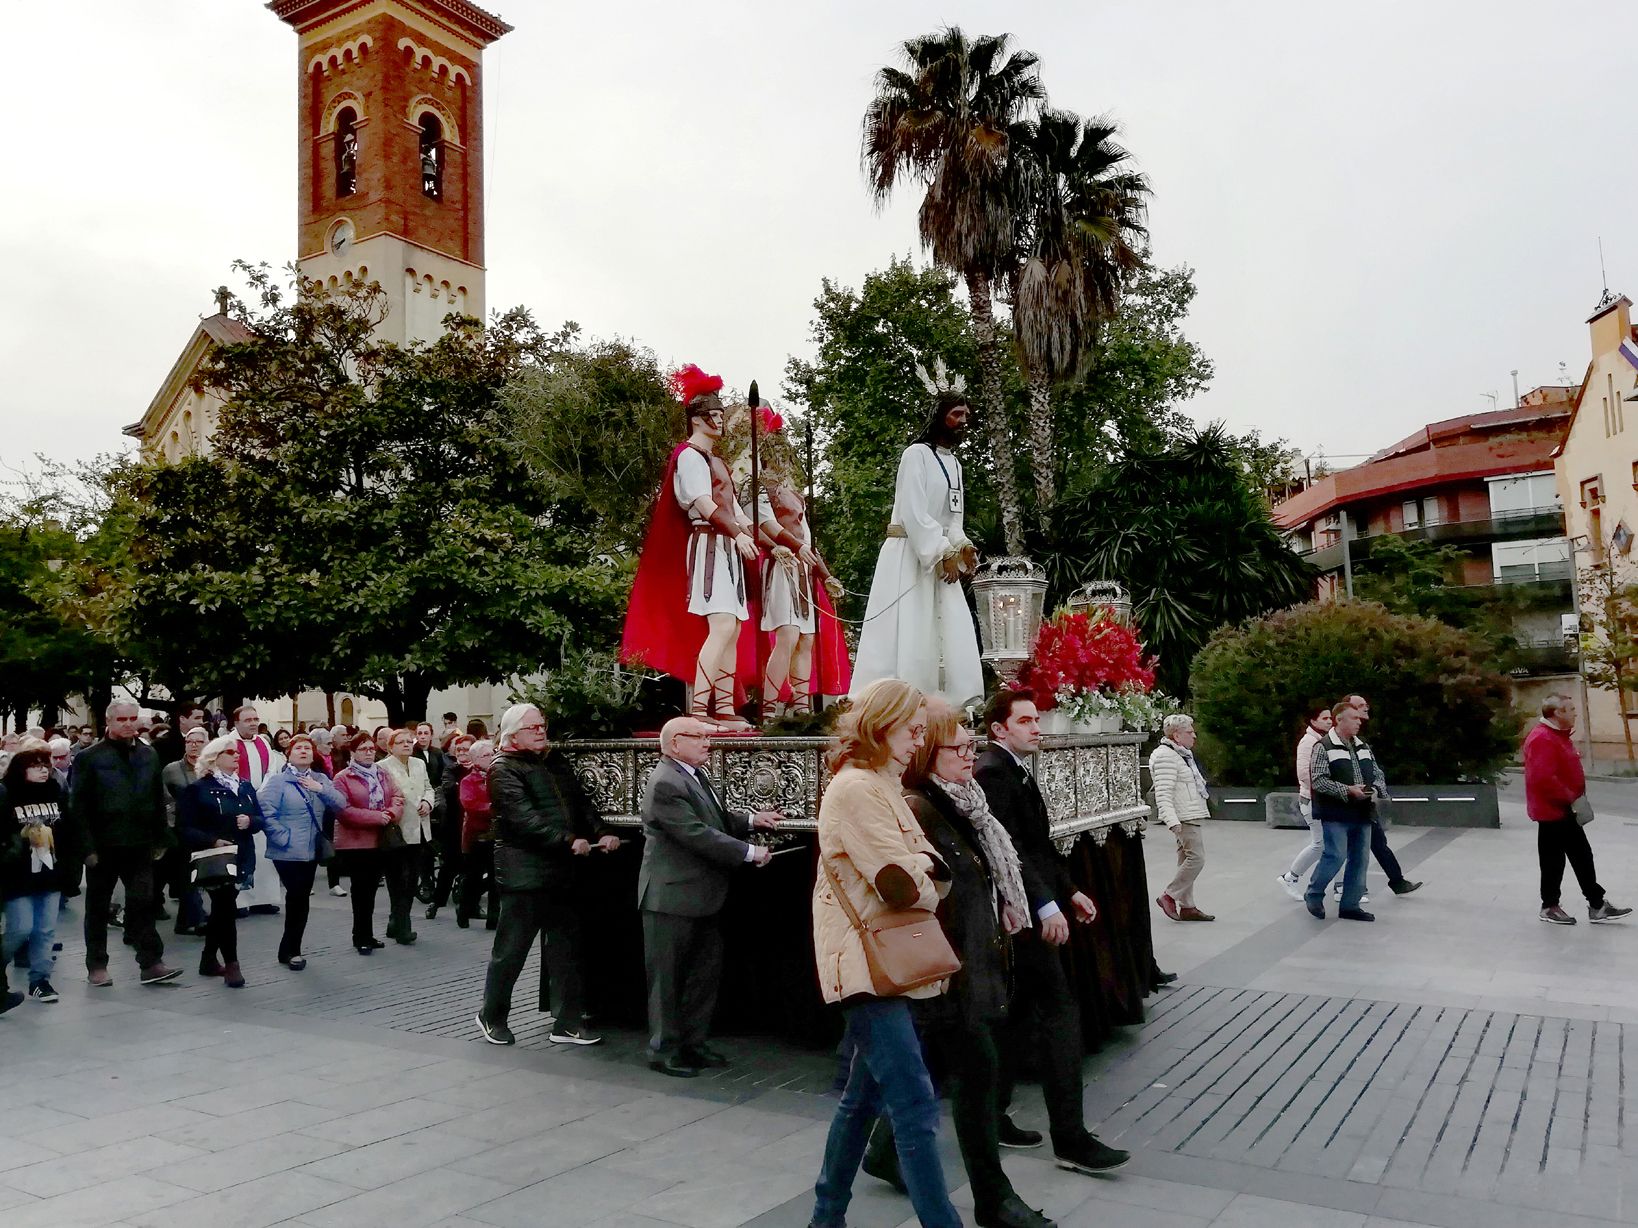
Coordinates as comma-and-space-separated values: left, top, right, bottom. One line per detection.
4, 1, 1631, 481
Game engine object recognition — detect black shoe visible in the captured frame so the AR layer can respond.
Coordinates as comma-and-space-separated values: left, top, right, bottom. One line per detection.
1391, 880, 1422, 895
1339, 908, 1375, 922
682, 1044, 729, 1068
975, 1194, 1058, 1228
355, 944, 374, 955
0, 990, 22, 1016
649, 1053, 700, 1078
425, 905, 438, 920
1154, 970, 1178, 986
1054, 1132, 1131, 1175
485, 919, 497, 931
280, 956, 307, 971
366, 937, 385, 949
1591, 901, 1634, 922
247, 904, 280, 916
28, 981, 59, 1004
393, 929, 418, 946
455, 914, 470, 929
999, 1116, 1044, 1149
108, 910, 124, 929
1305, 898, 1325, 919
476, 1012, 515, 1045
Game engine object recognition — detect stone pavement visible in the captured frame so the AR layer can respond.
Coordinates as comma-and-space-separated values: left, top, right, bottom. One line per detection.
4, 774, 1638, 1228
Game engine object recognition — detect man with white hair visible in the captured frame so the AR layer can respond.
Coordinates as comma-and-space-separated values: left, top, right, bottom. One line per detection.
1151, 713, 1214, 923
476, 704, 620, 1048
47, 737, 73, 790
639, 716, 779, 1077
68, 700, 180, 985
1525, 694, 1632, 925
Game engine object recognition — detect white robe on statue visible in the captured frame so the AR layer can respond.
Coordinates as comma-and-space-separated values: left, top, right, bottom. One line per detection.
231, 733, 286, 910
851, 443, 983, 704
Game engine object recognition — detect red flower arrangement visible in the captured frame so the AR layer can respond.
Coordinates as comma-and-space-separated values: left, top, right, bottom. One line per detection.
1014, 608, 1156, 711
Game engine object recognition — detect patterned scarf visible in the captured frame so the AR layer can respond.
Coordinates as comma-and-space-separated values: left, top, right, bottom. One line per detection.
932, 776, 1030, 925
350, 760, 385, 810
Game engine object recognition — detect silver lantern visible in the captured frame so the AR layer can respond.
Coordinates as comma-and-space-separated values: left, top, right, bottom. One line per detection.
1068, 579, 1133, 624
971, 556, 1048, 680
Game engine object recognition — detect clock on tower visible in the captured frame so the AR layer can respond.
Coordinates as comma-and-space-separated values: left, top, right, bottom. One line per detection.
268, 0, 512, 345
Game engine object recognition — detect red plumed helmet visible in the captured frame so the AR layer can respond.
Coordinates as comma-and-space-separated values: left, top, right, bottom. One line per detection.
669, 363, 724, 406
757, 405, 785, 433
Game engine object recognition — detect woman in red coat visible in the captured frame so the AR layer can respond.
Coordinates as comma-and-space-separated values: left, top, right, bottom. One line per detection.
457, 739, 498, 930
331, 737, 403, 954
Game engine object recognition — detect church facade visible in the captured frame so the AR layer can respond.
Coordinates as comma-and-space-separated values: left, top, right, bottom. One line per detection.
122, 0, 515, 733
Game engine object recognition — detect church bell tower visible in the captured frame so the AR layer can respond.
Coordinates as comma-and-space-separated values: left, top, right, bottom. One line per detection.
269, 0, 511, 344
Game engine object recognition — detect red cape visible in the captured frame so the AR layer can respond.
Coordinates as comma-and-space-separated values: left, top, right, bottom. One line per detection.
621, 443, 711, 684
736, 556, 853, 700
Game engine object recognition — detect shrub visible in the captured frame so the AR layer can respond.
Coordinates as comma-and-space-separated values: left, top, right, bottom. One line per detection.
1188, 600, 1521, 786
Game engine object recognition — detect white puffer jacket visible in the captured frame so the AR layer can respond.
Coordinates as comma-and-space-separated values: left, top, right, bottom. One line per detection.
1149, 740, 1210, 828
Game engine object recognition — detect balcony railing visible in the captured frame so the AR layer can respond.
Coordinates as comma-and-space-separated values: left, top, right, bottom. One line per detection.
1294, 505, 1567, 563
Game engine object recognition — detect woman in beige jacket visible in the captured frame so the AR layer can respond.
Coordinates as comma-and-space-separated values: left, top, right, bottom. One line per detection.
380, 729, 434, 945
809, 679, 961, 1228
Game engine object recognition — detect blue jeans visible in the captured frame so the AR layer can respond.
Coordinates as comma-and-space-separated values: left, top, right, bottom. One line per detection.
1306, 821, 1369, 910
812, 996, 961, 1228
3, 891, 61, 984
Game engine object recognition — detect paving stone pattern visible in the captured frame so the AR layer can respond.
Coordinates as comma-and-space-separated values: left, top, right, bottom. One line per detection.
1092, 983, 1631, 1221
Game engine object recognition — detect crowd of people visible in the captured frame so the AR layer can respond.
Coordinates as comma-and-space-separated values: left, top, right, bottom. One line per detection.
2, 682, 1627, 1228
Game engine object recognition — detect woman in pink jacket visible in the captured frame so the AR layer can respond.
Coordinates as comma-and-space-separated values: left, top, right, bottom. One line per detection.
331, 737, 403, 955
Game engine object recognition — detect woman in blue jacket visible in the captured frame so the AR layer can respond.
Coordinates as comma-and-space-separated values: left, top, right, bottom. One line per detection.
178, 736, 263, 988
259, 733, 345, 970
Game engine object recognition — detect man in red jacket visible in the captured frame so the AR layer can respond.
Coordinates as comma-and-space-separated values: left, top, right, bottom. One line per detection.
1523, 694, 1631, 925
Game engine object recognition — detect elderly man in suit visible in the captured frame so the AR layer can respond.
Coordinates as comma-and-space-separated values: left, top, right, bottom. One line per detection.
639, 716, 782, 1077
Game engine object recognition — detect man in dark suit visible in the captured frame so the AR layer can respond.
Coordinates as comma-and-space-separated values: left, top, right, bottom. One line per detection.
976, 687, 1129, 1176
639, 716, 781, 1077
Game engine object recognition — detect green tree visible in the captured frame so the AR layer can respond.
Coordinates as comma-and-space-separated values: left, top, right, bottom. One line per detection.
1010, 109, 1149, 520
1577, 549, 1638, 761
862, 26, 1042, 555
500, 331, 681, 557
1046, 424, 1315, 695
1189, 600, 1521, 786
102, 265, 626, 724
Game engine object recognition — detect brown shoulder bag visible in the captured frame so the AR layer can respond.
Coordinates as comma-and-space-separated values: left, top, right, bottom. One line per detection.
821, 855, 961, 996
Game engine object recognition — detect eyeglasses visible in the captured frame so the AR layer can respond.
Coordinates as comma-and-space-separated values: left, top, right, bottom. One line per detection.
517, 723, 547, 733
935, 742, 976, 757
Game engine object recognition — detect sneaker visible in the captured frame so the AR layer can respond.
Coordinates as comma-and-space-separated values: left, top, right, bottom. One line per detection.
549, 1024, 604, 1046
140, 962, 182, 985
1590, 901, 1634, 922
1053, 1131, 1131, 1175
0, 990, 22, 1016
476, 1013, 515, 1045
87, 967, 113, 987
1391, 880, 1423, 896
330, 885, 349, 897
1278, 873, 1304, 902
1540, 906, 1576, 925
29, 981, 59, 1004
1332, 882, 1369, 904
999, 1115, 1044, 1148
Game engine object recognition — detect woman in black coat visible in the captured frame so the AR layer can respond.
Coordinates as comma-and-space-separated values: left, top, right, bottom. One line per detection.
866, 699, 1047, 1228
1, 747, 83, 1004
177, 736, 263, 988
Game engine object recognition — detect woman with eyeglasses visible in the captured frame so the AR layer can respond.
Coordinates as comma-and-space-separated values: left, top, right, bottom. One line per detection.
860, 697, 1049, 1228
331, 736, 403, 955
808, 678, 962, 1228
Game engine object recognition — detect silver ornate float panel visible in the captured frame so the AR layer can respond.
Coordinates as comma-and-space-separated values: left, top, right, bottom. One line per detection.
563, 733, 1149, 854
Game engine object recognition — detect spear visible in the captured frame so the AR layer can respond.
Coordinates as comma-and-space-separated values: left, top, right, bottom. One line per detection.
747, 379, 763, 727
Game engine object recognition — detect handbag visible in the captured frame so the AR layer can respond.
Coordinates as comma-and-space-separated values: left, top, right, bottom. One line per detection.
190, 846, 238, 889
1572, 794, 1595, 827
820, 855, 961, 997
295, 784, 334, 864
379, 820, 407, 851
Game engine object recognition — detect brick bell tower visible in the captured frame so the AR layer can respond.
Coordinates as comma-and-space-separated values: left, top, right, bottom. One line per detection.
269, 0, 511, 344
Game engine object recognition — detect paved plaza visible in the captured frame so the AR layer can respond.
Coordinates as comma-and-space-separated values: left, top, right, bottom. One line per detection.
6, 777, 1638, 1228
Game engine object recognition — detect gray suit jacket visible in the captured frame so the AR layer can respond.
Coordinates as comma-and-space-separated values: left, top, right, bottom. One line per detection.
638, 758, 752, 918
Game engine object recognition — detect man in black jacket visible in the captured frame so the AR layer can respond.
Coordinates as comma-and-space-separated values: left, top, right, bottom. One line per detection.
71, 701, 180, 987
414, 721, 459, 919
475, 704, 618, 1047
976, 687, 1127, 1176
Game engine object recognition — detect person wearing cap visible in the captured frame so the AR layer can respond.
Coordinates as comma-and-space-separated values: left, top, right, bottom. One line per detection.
476, 704, 619, 1048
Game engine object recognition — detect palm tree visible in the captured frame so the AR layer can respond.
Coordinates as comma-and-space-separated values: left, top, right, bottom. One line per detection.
862, 27, 1042, 556
1010, 110, 1149, 522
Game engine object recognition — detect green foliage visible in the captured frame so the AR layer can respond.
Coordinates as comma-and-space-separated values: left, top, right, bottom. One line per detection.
500, 332, 680, 557
1046, 424, 1315, 695
1577, 554, 1638, 706
1189, 600, 1521, 786
101, 263, 626, 723
507, 642, 674, 740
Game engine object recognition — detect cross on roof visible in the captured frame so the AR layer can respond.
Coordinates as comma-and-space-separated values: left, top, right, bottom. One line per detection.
213, 286, 232, 316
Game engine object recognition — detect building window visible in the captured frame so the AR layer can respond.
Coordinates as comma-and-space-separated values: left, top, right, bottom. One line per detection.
1491, 537, 1572, 583
334, 107, 359, 197
1580, 476, 1605, 508
419, 114, 443, 200
1487, 471, 1558, 520
1402, 500, 1420, 529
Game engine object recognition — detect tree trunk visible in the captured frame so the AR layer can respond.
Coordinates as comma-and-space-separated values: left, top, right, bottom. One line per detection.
325, 691, 337, 727
403, 674, 435, 727
381, 678, 405, 728
1026, 371, 1056, 525
965, 269, 1025, 557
